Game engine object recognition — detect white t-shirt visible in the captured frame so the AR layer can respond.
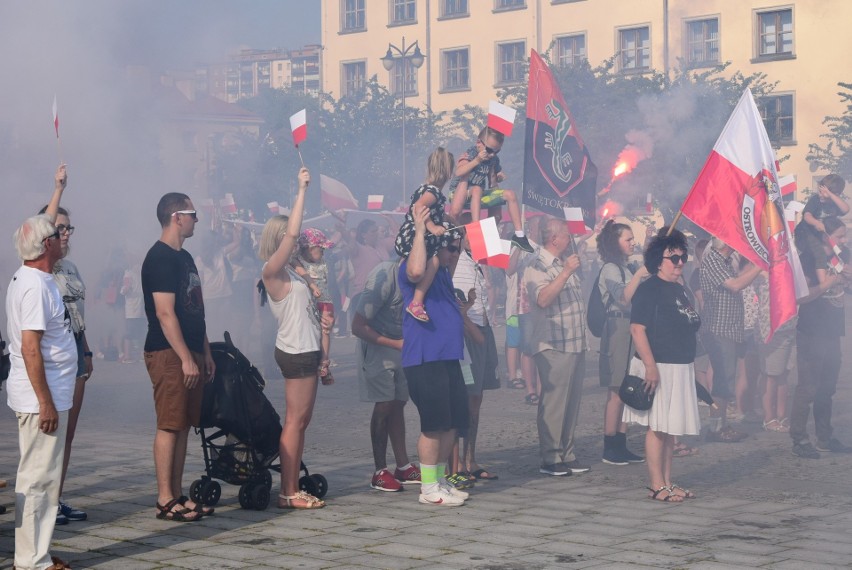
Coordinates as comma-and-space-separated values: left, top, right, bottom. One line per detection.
5, 265, 77, 413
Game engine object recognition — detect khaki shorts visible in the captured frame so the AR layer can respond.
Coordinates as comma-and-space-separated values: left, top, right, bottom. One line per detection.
145, 348, 206, 431
357, 340, 408, 403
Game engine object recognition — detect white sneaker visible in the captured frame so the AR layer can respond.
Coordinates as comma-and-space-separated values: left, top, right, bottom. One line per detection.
440, 479, 470, 500
419, 487, 465, 506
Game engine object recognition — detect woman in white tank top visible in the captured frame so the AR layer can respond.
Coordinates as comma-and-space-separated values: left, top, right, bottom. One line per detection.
258, 167, 327, 510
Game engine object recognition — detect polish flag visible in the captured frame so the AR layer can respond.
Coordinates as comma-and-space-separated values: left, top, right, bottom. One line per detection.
267, 201, 282, 215
290, 109, 307, 147
464, 217, 503, 262
487, 100, 517, 137
563, 207, 588, 235
320, 174, 359, 210
220, 193, 237, 215
828, 236, 843, 258
830, 255, 844, 273
645, 193, 653, 213
367, 195, 384, 210
52, 95, 59, 138
198, 198, 215, 213
680, 88, 804, 339
480, 239, 512, 270
778, 174, 797, 196
784, 207, 797, 235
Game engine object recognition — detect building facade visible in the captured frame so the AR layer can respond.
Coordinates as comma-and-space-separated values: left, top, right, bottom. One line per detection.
321, 0, 852, 190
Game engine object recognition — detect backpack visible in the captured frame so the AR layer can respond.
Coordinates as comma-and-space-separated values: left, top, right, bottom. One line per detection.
586, 263, 625, 338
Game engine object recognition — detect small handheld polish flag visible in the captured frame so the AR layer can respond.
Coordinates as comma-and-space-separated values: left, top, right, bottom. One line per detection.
52, 95, 59, 138
646, 193, 653, 213
464, 217, 503, 262
367, 195, 384, 210
487, 101, 517, 137
778, 174, 797, 197
563, 207, 588, 235
290, 109, 307, 147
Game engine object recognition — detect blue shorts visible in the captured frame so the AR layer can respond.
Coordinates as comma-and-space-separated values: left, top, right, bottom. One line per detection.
506, 319, 521, 348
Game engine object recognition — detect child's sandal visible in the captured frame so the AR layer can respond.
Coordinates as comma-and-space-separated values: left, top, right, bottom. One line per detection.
406, 301, 430, 322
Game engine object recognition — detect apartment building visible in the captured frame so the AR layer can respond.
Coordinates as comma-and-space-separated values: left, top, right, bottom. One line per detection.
321, 0, 852, 189
200, 45, 322, 103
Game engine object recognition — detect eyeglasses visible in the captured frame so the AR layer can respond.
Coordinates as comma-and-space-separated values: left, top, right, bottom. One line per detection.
478, 139, 500, 155
663, 253, 688, 265
56, 224, 75, 235
172, 210, 198, 221
43, 230, 60, 242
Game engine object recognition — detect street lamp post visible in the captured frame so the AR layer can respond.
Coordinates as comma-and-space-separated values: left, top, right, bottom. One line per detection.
381, 36, 424, 207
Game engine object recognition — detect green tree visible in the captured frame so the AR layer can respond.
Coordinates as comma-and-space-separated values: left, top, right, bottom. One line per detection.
807, 82, 852, 182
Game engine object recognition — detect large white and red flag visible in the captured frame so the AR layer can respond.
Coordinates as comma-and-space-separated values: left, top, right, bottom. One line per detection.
52, 95, 59, 138
464, 217, 503, 262
320, 174, 358, 210
290, 109, 307, 147
680, 88, 804, 339
487, 101, 517, 137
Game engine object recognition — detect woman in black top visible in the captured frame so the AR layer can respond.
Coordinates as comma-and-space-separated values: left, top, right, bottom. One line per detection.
624, 228, 701, 502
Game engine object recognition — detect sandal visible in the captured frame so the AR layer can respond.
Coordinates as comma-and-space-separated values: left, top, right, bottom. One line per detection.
155, 498, 202, 522
524, 393, 540, 405
178, 495, 215, 516
48, 556, 72, 569
647, 486, 683, 502
278, 490, 325, 509
669, 484, 695, 499
673, 443, 698, 457
318, 360, 335, 385
509, 378, 526, 390
470, 468, 499, 481
406, 301, 430, 322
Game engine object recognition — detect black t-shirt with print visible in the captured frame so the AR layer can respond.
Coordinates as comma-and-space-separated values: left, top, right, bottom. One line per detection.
142, 241, 206, 353
631, 275, 701, 364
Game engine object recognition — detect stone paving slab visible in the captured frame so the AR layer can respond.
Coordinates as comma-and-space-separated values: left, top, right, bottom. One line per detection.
2, 318, 852, 568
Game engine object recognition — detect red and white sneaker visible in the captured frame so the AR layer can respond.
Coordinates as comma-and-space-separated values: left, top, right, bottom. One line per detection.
370, 468, 403, 492
394, 464, 421, 485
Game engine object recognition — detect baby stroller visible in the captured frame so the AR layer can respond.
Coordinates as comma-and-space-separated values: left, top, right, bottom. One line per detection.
190, 332, 328, 510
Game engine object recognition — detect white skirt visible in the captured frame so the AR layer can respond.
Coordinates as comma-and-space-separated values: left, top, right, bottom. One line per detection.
622, 358, 701, 436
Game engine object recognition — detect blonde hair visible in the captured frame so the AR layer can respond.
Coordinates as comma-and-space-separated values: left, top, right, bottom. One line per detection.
258, 215, 289, 261
425, 147, 455, 189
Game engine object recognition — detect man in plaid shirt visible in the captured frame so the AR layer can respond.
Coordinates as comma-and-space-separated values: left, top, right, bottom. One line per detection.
699, 238, 761, 442
525, 217, 589, 476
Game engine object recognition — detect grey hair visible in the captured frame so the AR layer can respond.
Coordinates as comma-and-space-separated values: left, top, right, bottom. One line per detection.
711, 237, 727, 251
14, 214, 56, 261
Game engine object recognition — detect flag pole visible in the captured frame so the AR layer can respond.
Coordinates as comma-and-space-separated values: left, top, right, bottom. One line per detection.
296, 146, 305, 168
665, 210, 684, 236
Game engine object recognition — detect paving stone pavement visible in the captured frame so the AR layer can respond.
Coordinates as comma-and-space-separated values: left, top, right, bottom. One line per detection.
1, 322, 852, 568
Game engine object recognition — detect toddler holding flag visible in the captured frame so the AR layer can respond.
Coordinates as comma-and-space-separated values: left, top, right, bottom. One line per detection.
447, 126, 533, 253
394, 148, 455, 322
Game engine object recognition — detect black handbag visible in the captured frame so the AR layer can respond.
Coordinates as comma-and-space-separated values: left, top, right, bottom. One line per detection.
619, 373, 654, 411
0, 333, 10, 383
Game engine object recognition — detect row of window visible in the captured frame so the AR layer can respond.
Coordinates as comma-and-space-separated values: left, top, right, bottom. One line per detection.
342, 0, 527, 29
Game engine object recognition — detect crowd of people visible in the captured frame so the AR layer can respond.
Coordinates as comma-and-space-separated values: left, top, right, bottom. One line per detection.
3, 150, 850, 566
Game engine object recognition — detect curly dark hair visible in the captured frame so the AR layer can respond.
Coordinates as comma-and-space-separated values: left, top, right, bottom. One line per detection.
596, 219, 632, 265
644, 226, 689, 274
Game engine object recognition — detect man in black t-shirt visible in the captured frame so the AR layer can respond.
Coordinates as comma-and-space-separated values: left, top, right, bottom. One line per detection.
141, 192, 215, 522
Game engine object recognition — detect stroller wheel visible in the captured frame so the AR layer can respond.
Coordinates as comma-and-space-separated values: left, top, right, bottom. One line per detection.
238, 484, 254, 510
310, 474, 328, 499
251, 485, 270, 510
262, 470, 272, 490
201, 480, 222, 506
299, 475, 319, 497
189, 479, 204, 504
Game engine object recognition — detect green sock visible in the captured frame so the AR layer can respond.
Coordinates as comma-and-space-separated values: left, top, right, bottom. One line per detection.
420, 464, 438, 485
437, 462, 448, 480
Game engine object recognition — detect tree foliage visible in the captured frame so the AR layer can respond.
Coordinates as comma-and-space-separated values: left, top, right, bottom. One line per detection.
807, 82, 852, 182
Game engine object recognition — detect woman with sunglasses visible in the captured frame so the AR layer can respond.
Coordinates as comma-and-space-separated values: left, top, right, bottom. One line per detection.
39, 166, 91, 525
623, 228, 702, 502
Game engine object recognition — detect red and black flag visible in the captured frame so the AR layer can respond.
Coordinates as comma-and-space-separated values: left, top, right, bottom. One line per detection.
523, 49, 597, 226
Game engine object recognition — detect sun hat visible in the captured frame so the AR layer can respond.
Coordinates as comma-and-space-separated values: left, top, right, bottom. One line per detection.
298, 227, 334, 249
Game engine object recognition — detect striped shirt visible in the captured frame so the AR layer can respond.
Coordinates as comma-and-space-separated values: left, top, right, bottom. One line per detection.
525, 248, 587, 354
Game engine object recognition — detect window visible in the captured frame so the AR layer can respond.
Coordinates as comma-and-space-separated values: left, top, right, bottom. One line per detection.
555, 34, 586, 67
341, 61, 366, 98
391, 0, 416, 24
619, 26, 650, 71
686, 18, 719, 65
497, 41, 526, 84
496, 0, 525, 8
757, 8, 793, 56
341, 0, 366, 32
390, 57, 418, 96
442, 48, 470, 91
442, 0, 468, 17
758, 94, 794, 145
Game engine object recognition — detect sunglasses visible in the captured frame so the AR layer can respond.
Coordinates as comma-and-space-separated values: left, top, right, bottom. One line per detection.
663, 253, 688, 265
478, 139, 500, 155
172, 210, 198, 221
56, 224, 75, 235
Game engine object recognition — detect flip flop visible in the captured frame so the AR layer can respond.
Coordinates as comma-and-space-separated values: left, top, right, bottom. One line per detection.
470, 468, 498, 481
